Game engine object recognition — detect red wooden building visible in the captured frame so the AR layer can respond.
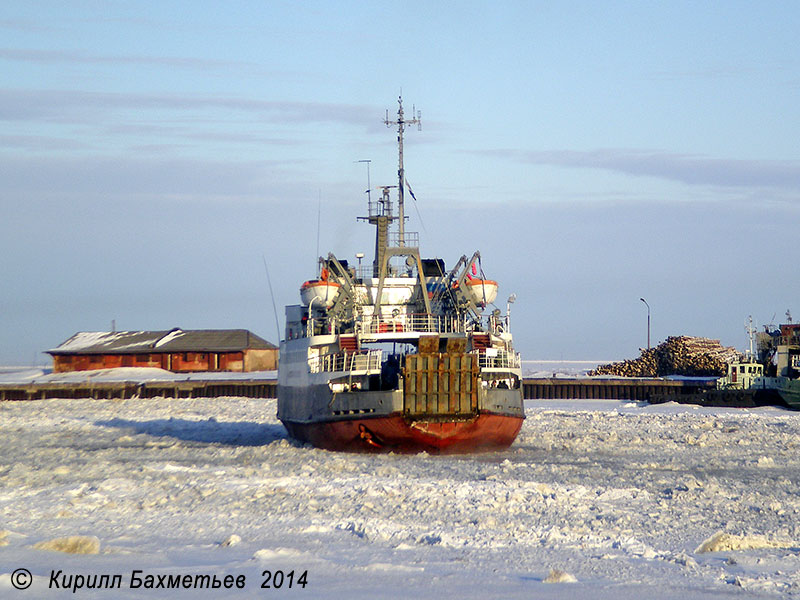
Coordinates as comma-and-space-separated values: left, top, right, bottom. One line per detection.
48, 328, 277, 373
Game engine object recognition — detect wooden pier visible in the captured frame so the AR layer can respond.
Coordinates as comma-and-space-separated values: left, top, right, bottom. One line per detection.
0, 376, 278, 401
523, 377, 715, 401
2, 373, 713, 402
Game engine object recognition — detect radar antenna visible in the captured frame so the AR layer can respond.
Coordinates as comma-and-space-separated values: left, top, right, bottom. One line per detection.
356, 159, 372, 204
384, 95, 421, 247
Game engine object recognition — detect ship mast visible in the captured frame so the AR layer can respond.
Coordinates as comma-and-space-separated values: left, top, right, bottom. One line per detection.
384, 96, 421, 247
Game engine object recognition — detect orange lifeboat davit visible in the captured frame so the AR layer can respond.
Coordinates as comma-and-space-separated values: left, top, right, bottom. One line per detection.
300, 279, 341, 309
464, 279, 498, 306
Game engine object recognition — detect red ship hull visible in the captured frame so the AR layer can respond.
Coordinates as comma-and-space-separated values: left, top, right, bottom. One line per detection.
281, 412, 524, 454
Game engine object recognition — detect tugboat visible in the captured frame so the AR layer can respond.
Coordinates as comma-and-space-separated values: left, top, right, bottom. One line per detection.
752, 320, 800, 408
277, 98, 525, 452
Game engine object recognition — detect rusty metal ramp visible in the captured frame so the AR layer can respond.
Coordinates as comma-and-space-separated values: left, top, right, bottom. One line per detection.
403, 336, 479, 419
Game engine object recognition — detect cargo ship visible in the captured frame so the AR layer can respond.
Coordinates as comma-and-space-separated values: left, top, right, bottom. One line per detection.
277, 98, 525, 452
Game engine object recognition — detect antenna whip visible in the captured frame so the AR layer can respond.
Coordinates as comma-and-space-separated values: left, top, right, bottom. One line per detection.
262, 255, 282, 343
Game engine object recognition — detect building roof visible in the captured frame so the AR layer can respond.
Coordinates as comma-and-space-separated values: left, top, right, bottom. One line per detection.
0, 367, 277, 386
48, 328, 276, 355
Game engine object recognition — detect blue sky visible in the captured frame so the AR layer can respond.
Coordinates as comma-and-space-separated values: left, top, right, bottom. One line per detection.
1, 1, 799, 365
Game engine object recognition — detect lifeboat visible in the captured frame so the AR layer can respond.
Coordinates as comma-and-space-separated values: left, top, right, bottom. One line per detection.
300, 279, 341, 309
464, 279, 498, 306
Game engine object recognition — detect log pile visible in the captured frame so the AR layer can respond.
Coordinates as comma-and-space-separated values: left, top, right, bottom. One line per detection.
589, 336, 742, 377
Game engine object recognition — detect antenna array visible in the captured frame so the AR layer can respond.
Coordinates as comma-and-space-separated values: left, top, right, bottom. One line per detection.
384, 96, 421, 247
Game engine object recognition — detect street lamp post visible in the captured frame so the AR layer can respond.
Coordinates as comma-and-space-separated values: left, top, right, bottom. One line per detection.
640, 297, 650, 350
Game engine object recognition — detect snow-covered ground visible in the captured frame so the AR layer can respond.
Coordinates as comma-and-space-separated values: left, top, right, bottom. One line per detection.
1, 397, 799, 599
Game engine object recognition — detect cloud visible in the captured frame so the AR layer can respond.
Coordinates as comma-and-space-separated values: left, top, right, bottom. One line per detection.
0, 154, 306, 202
0, 47, 248, 71
0, 88, 379, 129
0, 19, 52, 34
0, 134, 89, 152
645, 65, 759, 83
488, 148, 800, 191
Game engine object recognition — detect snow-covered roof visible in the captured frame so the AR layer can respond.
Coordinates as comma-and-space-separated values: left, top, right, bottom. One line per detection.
50, 331, 168, 354
154, 328, 185, 348
0, 366, 277, 386
48, 329, 276, 355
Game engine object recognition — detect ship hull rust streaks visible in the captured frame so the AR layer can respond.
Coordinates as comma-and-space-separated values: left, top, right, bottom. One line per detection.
281, 412, 524, 453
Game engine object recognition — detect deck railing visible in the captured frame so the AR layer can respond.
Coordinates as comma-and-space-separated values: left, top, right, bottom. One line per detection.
308, 312, 511, 338
476, 349, 521, 370
307, 346, 519, 376
308, 349, 383, 374
388, 231, 419, 248
358, 313, 466, 336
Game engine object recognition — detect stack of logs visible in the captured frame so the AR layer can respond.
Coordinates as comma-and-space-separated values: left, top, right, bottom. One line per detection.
589, 336, 742, 377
